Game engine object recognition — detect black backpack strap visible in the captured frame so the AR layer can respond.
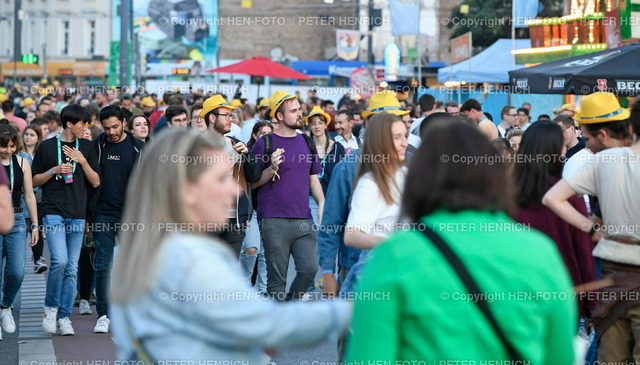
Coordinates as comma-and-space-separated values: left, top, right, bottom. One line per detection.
264, 133, 273, 159
301, 133, 318, 155
418, 225, 524, 362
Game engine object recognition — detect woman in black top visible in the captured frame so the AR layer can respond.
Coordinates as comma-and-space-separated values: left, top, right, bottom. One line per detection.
305, 107, 346, 194
0, 124, 39, 339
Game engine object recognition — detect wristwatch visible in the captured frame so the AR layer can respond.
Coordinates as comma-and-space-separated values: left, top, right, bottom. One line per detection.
588, 223, 601, 236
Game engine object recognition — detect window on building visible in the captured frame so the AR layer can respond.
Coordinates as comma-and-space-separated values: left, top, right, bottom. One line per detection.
89, 20, 96, 55
63, 21, 70, 56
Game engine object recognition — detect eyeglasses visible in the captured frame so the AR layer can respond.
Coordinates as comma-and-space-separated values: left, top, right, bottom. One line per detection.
214, 113, 233, 119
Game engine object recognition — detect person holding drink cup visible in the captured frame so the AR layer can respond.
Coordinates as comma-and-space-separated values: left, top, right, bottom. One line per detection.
32, 104, 100, 336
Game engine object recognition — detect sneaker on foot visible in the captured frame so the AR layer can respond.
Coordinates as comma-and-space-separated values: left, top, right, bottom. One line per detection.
0, 308, 16, 333
79, 300, 92, 315
57, 317, 74, 336
93, 315, 110, 333
42, 307, 58, 334
34, 257, 48, 274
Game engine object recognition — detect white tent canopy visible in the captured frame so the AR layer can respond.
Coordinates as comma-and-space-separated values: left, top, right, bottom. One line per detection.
438, 39, 531, 84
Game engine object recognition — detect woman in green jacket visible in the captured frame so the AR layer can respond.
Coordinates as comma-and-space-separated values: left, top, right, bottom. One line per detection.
346, 118, 576, 365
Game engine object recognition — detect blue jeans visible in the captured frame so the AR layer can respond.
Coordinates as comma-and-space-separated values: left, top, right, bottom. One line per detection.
309, 196, 319, 226
584, 258, 602, 364
43, 215, 85, 318
93, 213, 120, 318
240, 212, 267, 293
0, 218, 27, 308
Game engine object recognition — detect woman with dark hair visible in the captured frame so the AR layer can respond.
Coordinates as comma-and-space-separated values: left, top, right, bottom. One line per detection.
513, 121, 595, 317
239, 121, 273, 293
19, 124, 48, 273
492, 137, 513, 159
128, 115, 151, 143
247, 122, 272, 150
0, 124, 39, 340
305, 106, 345, 204
346, 119, 576, 363
189, 103, 206, 131
507, 128, 524, 153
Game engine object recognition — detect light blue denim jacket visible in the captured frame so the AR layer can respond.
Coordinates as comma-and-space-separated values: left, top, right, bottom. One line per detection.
111, 233, 351, 364
317, 152, 362, 273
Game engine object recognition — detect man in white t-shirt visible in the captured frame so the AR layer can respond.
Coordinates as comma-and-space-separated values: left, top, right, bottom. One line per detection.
497, 105, 518, 138
544, 92, 640, 363
333, 110, 361, 154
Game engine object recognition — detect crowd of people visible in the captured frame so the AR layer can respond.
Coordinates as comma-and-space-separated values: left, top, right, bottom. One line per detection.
0, 84, 638, 365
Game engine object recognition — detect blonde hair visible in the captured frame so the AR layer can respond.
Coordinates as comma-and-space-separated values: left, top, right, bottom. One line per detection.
110, 129, 225, 304
355, 112, 405, 204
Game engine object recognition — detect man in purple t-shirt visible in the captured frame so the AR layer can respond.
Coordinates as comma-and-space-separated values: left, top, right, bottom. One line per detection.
0, 167, 14, 234
249, 91, 324, 300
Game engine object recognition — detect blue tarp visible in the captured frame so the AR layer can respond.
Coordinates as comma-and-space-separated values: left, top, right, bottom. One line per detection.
437, 39, 531, 84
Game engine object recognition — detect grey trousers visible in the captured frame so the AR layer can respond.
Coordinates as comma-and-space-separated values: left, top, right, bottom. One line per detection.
259, 218, 318, 301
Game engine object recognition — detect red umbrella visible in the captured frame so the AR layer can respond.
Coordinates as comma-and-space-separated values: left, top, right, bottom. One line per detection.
206, 56, 312, 80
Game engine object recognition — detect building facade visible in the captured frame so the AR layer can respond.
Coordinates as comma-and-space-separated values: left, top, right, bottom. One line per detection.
218, 0, 462, 64
0, 0, 111, 82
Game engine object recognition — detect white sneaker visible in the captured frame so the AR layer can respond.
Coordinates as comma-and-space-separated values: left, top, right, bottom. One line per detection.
79, 300, 92, 315
57, 317, 75, 336
93, 315, 110, 333
42, 307, 58, 334
34, 257, 48, 274
0, 308, 16, 333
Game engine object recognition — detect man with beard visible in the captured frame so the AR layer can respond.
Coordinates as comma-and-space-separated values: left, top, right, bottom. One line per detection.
201, 95, 249, 257
246, 91, 323, 301
334, 110, 361, 155
89, 106, 145, 334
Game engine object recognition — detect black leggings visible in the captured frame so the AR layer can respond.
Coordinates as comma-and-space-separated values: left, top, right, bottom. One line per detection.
27, 203, 45, 263
78, 236, 95, 301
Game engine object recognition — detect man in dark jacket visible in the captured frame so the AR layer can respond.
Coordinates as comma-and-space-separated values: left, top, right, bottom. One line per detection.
201, 95, 250, 257
89, 105, 144, 334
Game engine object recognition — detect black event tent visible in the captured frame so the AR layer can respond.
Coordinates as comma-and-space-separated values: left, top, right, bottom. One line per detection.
508, 43, 640, 96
